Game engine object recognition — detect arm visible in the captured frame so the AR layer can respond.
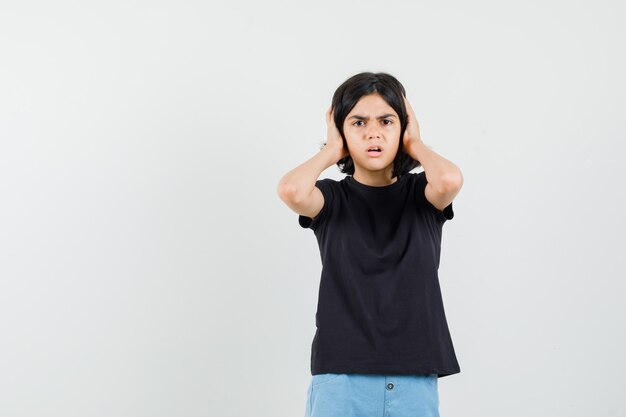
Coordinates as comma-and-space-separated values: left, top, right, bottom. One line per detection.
406, 140, 463, 211
402, 96, 463, 211
277, 105, 349, 219
276, 144, 340, 219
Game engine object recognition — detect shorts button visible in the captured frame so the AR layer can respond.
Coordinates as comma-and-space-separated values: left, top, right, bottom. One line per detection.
387, 383, 394, 390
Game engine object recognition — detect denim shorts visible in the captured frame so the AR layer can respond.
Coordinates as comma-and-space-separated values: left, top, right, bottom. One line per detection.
304, 373, 439, 417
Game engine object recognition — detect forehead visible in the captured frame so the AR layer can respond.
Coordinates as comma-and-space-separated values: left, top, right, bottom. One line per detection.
348, 94, 397, 115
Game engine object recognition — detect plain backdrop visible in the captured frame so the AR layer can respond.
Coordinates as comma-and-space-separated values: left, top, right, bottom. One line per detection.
1, 1, 625, 416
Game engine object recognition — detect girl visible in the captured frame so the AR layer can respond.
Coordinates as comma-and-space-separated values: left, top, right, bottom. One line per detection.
277, 72, 463, 417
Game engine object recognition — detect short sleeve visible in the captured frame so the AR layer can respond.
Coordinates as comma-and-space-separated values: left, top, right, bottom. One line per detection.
414, 171, 454, 222
298, 179, 335, 230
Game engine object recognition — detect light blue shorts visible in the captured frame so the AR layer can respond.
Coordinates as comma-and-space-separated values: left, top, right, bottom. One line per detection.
304, 373, 439, 417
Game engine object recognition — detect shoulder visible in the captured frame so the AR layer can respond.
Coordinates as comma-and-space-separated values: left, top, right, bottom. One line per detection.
297, 177, 343, 230
411, 170, 456, 222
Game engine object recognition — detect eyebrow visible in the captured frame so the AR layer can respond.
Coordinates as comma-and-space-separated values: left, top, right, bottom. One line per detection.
348, 114, 397, 120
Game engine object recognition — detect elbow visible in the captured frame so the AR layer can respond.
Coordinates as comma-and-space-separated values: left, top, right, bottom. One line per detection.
277, 180, 301, 203
441, 170, 463, 193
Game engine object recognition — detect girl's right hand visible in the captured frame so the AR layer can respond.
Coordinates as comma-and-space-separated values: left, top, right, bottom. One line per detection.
325, 105, 349, 161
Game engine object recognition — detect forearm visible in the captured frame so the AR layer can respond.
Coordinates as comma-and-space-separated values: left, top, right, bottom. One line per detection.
277, 145, 338, 202
406, 140, 462, 193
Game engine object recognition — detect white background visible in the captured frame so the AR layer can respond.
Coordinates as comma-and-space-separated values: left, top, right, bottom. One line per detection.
1, 1, 625, 416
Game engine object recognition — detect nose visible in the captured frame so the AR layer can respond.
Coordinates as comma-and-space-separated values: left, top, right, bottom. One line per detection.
367, 126, 381, 139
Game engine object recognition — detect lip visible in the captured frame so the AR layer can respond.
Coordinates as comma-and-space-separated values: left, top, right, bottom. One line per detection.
366, 145, 384, 157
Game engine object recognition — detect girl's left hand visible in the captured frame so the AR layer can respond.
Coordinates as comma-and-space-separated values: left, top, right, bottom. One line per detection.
402, 95, 422, 153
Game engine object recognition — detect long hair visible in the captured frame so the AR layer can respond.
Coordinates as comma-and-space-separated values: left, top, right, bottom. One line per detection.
322, 72, 422, 178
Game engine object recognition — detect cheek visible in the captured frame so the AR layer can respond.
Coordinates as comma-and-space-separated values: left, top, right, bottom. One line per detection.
343, 132, 358, 147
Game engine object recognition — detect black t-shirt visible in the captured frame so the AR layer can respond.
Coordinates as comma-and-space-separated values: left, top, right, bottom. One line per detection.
298, 171, 460, 378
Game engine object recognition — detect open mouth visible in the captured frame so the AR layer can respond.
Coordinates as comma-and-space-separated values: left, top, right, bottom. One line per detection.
367, 146, 383, 156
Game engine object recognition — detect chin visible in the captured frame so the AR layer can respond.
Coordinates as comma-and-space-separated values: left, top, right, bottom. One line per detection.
363, 162, 394, 172
368, 157, 394, 166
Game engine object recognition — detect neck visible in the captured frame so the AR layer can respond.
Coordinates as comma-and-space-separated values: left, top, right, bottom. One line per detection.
352, 166, 397, 186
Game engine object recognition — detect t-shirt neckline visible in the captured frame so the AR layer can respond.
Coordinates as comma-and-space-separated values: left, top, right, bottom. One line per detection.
346, 173, 406, 190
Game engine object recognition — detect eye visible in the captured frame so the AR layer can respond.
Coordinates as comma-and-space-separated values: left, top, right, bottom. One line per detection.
352, 120, 393, 127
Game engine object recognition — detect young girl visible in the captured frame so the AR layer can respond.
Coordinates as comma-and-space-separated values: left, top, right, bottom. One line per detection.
277, 72, 463, 417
